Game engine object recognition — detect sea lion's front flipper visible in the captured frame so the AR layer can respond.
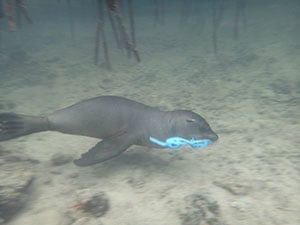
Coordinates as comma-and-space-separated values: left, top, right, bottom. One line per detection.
73, 132, 132, 167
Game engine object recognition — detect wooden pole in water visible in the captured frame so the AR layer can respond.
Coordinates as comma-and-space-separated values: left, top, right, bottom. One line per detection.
15, 0, 33, 28
107, 6, 122, 49
180, 0, 188, 25
161, 0, 165, 25
4, 0, 16, 30
15, 0, 21, 28
153, 0, 159, 24
128, 0, 136, 46
0, 22, 1, 46
212, 0, 217, 54
66, 0, 75, 40
94, 20, 100, 64
0, 3, 3, 49
0, 1, 3, 19
212, 0, 224, 54
153, 0, 165, 25
234, 0, 246, 40
95, 0, 111, 70
106, 0, 140, 62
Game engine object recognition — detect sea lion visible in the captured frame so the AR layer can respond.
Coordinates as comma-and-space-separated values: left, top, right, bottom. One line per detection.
0, 96, 218, 166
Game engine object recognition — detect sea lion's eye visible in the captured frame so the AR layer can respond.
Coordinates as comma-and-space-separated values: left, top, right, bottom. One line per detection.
186, 119, 196, 123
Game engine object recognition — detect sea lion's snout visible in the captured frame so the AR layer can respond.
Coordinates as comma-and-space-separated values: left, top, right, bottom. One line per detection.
199, 125, 218, 142
207, 132, 218, 142
171, 110, 218, 144
201, 124, 218, 142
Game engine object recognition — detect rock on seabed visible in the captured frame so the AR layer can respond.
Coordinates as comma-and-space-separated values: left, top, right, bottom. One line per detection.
0, 162, 34, 223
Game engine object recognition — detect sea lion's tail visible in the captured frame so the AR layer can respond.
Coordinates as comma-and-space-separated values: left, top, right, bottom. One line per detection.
0, 113, 49, 141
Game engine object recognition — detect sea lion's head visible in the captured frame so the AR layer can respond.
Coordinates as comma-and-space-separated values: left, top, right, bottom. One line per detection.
169, 110, 218, 142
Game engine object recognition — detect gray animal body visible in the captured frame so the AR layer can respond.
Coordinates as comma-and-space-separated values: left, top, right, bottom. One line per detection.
0, 96, 218, 166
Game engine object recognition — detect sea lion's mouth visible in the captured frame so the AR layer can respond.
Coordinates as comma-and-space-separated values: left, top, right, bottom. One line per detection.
203, 133, 218, 142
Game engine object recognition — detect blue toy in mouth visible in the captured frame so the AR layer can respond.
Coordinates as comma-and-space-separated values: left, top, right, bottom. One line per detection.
149, 136, 212, 149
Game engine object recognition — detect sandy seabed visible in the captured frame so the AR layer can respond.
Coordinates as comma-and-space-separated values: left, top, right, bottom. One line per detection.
0, 0, 299, 225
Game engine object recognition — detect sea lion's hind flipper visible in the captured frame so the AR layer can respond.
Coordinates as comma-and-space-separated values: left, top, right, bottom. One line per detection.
0, 113, 48, 141
73, 134, 132, 167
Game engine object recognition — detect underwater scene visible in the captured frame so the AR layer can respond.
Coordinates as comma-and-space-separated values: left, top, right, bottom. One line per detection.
0, 0, 299, 224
